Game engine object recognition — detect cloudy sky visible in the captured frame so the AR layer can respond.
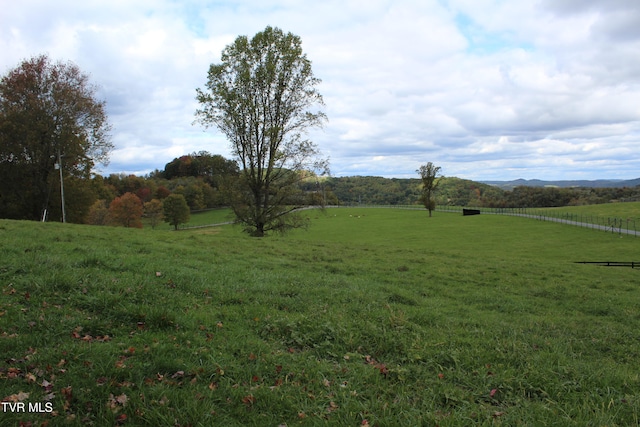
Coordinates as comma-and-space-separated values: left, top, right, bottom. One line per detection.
2, 0, 640, 180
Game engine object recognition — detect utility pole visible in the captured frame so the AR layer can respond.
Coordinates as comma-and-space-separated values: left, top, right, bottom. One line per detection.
56, 149, 66, 223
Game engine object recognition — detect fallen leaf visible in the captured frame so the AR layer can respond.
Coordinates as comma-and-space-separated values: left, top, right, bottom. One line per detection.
242, 394, 255, 406
4, 391, 29, 402
7, 367, 22, 378
378, 363, 388, 376
116, 394, 128, 405
61, 386, 72, 410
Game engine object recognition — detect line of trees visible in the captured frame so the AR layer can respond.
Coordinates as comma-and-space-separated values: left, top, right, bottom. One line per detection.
321, 176, 640, 208
84, 152, 239, 228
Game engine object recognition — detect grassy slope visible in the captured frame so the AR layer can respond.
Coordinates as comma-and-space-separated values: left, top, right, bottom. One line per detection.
0, 209, 639, 426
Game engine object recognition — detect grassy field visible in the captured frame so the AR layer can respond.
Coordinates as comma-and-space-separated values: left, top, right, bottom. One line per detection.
441, 202, 640, 233
182, 209, 236, 228
1, 208, 639, 426
545, 201, 640, 220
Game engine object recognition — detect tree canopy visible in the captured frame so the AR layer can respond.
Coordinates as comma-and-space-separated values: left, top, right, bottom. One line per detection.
195, 26, 328, 236
0, 54, 112, 220
163, 193, 190, 230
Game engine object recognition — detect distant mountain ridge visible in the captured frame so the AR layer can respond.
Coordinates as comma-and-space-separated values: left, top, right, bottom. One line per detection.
481, 178, 640, 190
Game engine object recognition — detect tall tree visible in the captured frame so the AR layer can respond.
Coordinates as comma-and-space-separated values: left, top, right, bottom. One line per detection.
418, 162, 442, 217
195, 26, 328, 237
0, 54, 112, 221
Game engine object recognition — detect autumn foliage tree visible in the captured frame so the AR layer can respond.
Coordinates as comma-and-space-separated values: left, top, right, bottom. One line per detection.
0, 54, 112, 221
86, 199, 109, 225
144, 199, 164, 229
109, 192, 143, 228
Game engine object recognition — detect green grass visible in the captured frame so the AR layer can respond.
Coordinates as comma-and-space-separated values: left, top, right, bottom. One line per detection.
183, 208, 235, 228
545, 201, 640, 219
442, 202, 640, 232
1, 209, 639, 426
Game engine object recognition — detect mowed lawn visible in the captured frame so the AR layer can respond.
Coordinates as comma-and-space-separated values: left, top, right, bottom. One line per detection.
0, 208, 639, 426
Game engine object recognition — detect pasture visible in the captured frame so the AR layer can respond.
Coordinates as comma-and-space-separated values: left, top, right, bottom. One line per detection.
0, 208, 639, 426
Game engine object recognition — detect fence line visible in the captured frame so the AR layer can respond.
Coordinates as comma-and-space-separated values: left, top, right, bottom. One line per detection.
435, 205, 639, 237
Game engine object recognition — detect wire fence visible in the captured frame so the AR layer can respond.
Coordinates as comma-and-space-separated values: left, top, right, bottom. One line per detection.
435, 205, 639, 237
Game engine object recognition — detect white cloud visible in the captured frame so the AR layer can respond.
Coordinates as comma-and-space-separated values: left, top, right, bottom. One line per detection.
2, 0, 640, 180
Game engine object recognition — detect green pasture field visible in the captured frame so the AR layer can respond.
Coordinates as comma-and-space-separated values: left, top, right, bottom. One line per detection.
0, 208, 639, 426
182, 208, 235, 228
542, 201, 640, 221
442, 201, 640, 232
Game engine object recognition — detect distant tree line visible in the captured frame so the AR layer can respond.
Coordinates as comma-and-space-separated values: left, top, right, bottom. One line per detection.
85, 151, 240, 228
319, 176, 640, 208
3, 147, 640, 227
